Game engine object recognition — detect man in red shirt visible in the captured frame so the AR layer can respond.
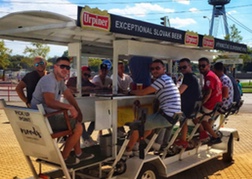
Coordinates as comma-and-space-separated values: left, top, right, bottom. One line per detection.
195, 57, 222, 145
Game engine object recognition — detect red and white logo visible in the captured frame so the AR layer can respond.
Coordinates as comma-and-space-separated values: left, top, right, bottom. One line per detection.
203, 37, 214, 49
82, 11, 110, 31
185, 33, 198, 46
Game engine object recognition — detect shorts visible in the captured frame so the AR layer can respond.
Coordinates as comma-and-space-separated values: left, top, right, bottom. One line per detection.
196, 106, 214, 122
48, 114, 77, 133
144, 112, 173, 130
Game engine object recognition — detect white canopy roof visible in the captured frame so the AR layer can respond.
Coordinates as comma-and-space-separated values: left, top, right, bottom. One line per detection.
0, 10, 241, 60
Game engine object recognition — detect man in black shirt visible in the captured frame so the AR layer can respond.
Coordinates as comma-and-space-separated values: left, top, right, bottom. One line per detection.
16, 56, 47, 107
174, 58, 201, 148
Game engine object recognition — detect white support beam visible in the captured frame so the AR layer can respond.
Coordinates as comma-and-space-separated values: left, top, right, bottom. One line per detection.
0, 21, 76, 35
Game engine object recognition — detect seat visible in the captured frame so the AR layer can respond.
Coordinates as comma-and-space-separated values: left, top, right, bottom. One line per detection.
0, 99, 93, 179
44, 109, 73, 139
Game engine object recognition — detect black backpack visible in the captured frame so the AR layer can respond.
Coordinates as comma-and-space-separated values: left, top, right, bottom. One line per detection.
227, 74, 241, 103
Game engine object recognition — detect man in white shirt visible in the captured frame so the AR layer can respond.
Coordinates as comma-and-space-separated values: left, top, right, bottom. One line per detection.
111, 61, 133, 94
92, 63, 112, 92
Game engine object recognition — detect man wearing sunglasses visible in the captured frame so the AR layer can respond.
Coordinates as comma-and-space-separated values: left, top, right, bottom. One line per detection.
213, 62, 234, 113
173, 58, 201, 148
16, 56, 47, 107
67, 66, 96, 95
195, 57, 222, 145
92, 63, 112, 92
66, 66, 97, 147
31, 57, 94, 166
124, 59, 181, 155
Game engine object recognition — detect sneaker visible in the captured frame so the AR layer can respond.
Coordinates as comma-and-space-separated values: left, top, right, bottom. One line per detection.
123, 150, 133, 156
152, 143, 161, 151
144, 139, 161, 151
117, 127, 127, 138
118, 130, 127, 138
65, 156, 80, 166
174, 139, 188, 148
82, 138, 97, 148
208, 137, 222, 145
77, 152, 94, 161
199, 131, 210, 141
133, 142, 139, 151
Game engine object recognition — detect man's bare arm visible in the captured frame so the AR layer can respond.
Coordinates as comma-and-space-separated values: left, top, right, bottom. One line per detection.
202, 88, 212, 104
16, 81, 28, 104
43, 91, 78, 118
179, 84, 188, 94
64, 88, 83, 121
130, 86, 156, 96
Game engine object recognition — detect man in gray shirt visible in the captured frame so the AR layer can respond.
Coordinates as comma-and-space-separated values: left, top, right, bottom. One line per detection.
31, 57, 93, 166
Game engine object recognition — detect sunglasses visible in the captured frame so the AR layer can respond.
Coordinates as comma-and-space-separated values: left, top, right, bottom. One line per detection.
83, 73, 91, 77
150, 66, 161, 71
198, 64, 207, 69
57, 64, 71, 70
178, 65, 187, 70
34, 61, 44, 67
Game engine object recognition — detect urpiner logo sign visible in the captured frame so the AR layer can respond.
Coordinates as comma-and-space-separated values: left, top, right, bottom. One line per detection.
82, 11, 110, 30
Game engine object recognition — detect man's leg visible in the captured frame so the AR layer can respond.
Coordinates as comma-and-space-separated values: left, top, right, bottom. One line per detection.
126, 130, 152, 152
180, 123, 188, 141
87, 121, 95, 136
82, 123, 90, 141
62, 122, 83, 159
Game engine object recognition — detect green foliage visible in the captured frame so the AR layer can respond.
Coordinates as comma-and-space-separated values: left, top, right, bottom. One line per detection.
224, 24, 243, 43
8, 55, 25, 69
240, 46, 252, 64
20, 57, 34, 70
62, 50, 68, 57
88, 57, 102, 71
23, 42, 50, 58
0, 40, 12, 69
241, 82, 252, 87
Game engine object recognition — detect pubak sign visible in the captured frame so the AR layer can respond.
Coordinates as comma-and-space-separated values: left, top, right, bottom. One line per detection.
203, 35, 214, 49
184, 31, 198, 46
79, 6, 110, 31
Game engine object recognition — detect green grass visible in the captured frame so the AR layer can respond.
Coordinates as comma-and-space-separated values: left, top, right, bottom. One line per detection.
240, 82, 252, 93
242, 88, 252, 93
241, 82, 252, 88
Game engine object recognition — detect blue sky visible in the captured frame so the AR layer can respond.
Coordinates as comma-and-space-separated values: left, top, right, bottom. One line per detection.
0, 0, 252, 57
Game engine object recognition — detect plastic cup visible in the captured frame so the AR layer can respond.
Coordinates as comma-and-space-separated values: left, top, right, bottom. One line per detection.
136, 83, 143, 90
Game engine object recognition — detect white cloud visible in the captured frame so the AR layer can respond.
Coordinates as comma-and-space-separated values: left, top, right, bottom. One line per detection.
108, 3, 174, 18
170, 17, 196, 28
227, 10, 237, 15
0, 0, 75, 57
0, 0, 77, 19
173, 0, 190, 5
189, 8, 199, 13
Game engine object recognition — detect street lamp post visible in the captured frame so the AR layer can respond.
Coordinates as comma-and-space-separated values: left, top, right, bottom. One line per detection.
203, 16, 211, 35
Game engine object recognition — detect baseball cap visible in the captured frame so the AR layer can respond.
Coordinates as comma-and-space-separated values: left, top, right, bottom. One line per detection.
81, 66, 91, 72
100, 63, 108, 70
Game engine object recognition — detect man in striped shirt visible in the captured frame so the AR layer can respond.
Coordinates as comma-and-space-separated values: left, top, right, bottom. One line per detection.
125, 59, 181, 155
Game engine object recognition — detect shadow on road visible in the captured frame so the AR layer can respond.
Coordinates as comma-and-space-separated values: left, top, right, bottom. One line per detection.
166, 157, 233, 179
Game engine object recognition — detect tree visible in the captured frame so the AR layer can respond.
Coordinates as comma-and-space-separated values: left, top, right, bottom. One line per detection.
0, 40, 12, 69
224, 24, 243, 43
8, 55, 25, 69
23, 42, 50, 58
88, 57, 102, 72
62, 50, 68, 57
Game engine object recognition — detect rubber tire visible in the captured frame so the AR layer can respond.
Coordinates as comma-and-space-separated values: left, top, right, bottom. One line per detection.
114, 160, 127, 176
216, 131, 223, 139
222, 133, 233, 163
137, 163, 159, 179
